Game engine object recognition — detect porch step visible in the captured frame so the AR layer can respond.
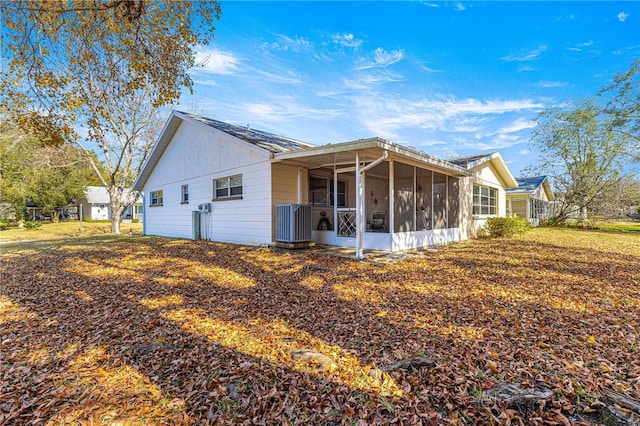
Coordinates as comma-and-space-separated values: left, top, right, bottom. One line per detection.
274, 241, 316, 250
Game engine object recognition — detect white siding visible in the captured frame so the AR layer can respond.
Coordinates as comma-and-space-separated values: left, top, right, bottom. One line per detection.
469, 163, 509, 235
142, 121, 273, 245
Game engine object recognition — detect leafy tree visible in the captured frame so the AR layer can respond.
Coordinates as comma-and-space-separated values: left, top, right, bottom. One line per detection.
589, 177, 640, 220
0, 123, 33, 222
530, 99, 635, 221
0, 123, 99, 223
1, 0, 221, 233
600, 60, 640, 160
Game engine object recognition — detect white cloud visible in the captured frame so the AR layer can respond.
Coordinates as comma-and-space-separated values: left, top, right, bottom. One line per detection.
501, 45, 547, 62
373, 48, 404, 67
241, 99, 342, 123
349, 92, 543, 141
279, 34, 312, 50
331, 33, 362, 49
491, 118, 537, 135
537, 80, 568, 88
194, 49, 240, 75
618, 11, 628, 22
518, 65, 536, 72
356, 47, 404, 70
567, 40, 594, 52
455, 3, 466, 11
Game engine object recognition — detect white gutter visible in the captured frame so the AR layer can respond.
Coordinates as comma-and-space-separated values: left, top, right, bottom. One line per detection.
355, 151, 388, 259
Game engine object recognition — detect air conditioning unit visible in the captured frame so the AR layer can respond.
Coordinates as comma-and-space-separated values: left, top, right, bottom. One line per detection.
276, 204, 312, 243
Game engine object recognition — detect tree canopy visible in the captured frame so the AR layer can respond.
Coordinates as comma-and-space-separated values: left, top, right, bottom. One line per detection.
1, 0, 221, 232
530, 61, 639, 221
0, 122, 99, 222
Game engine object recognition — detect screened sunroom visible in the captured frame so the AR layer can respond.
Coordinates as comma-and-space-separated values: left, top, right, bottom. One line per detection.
272, 138, 471, 258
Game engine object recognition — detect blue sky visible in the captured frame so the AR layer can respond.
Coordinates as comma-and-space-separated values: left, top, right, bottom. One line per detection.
178, 1, 640, 176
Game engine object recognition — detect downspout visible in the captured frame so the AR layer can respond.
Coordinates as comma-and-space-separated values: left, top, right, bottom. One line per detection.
141, 193, 146, 235
356, 151, 388, 259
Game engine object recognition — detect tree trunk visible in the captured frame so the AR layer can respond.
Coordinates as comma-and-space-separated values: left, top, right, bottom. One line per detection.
111, 214, 120, 234
52, 210, 60, 223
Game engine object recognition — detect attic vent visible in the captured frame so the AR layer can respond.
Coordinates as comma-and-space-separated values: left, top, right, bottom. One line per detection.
276, 204, 312, 243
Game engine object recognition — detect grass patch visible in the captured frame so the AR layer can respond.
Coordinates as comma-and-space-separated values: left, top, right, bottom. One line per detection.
0, 221, 142, 242
595, 222, 640, 233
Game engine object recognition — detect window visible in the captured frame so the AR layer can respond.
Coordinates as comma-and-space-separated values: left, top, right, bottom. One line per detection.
473, 185, 496, 215
214, 175, 242, 200
150, 190, 163, 206
181, 184, 189, 203
309, 176, 346, 207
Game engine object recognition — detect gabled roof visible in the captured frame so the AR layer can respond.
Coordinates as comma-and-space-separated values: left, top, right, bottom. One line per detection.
133, 111, 316, 191
448, 153, 496, 169
507, 176, 554, 200
183, 112, 315, 153
83, 186, 110, 204
83, 186, 140, 204
448, 152, 518, 188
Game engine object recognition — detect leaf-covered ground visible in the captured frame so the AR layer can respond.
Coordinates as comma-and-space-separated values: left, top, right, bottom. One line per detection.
1, 228, 639, 425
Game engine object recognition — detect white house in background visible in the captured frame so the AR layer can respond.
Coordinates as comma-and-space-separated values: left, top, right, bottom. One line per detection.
79, 186, 143, 222
448, 153, 519, 234
133, 111, 521, 257
506, 176, 555, 226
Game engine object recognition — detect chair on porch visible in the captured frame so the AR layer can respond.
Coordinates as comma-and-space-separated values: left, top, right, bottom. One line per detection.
370, 211, 387, 232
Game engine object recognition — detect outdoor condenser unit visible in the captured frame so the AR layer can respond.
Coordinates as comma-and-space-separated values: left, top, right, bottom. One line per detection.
276, 204, 312, 243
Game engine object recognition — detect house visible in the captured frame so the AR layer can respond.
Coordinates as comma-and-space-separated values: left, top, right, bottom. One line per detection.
506, 176, 555, 226
133, 111, 520, 257
78, 186, 143, 222
448, 153, 519, 234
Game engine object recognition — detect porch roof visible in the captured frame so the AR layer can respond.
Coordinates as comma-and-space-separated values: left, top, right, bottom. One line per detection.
272, 138, 472, 177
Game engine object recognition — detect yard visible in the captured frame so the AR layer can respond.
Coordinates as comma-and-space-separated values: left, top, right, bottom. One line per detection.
1, 228, 639, 424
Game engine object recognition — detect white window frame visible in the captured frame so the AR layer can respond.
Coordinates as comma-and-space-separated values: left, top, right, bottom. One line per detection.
472, 185, 497, 216
150, 190, 163, 207
213, 175, 243, 200
309, 176, 347, 207
181, 184, 189, 204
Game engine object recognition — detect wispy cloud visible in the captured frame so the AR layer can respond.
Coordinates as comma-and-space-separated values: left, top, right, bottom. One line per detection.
343, 71, 404, 90
491, 118, 537, 135
537, 80, 568, 88
331, 33, 363, 49
373, 48, 404, 67
241, 98, 342, 123
567, 40, 594, 52
455, 3, 466, 11
501, 45, 547, 62
356, 47, 404, 70
269, 34, 312, 52
194, 49, 240, 75
518, 65, 536, 73
617, 11, 629, 22
349, 92, 543, 142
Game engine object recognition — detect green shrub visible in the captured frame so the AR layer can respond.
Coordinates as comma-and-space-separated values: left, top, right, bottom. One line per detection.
0, 221, 9, 230
23, 221, 42, 229
484, 217, 531, 238
132, 218, 140, 223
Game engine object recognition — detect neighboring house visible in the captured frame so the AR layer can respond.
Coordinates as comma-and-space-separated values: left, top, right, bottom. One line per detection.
449, 153, 519, 235
78, 186, 143, 222
506, 176, 555, 226
133, 111, 523, 257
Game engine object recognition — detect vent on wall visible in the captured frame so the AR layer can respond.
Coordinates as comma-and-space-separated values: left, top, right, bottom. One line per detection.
276, 204, 312, 243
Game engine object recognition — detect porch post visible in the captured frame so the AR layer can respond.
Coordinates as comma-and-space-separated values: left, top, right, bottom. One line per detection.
355, 153, 363, 259
333, 165, 338, 236
297, 167, 302, 204
389, 160, 395, 245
